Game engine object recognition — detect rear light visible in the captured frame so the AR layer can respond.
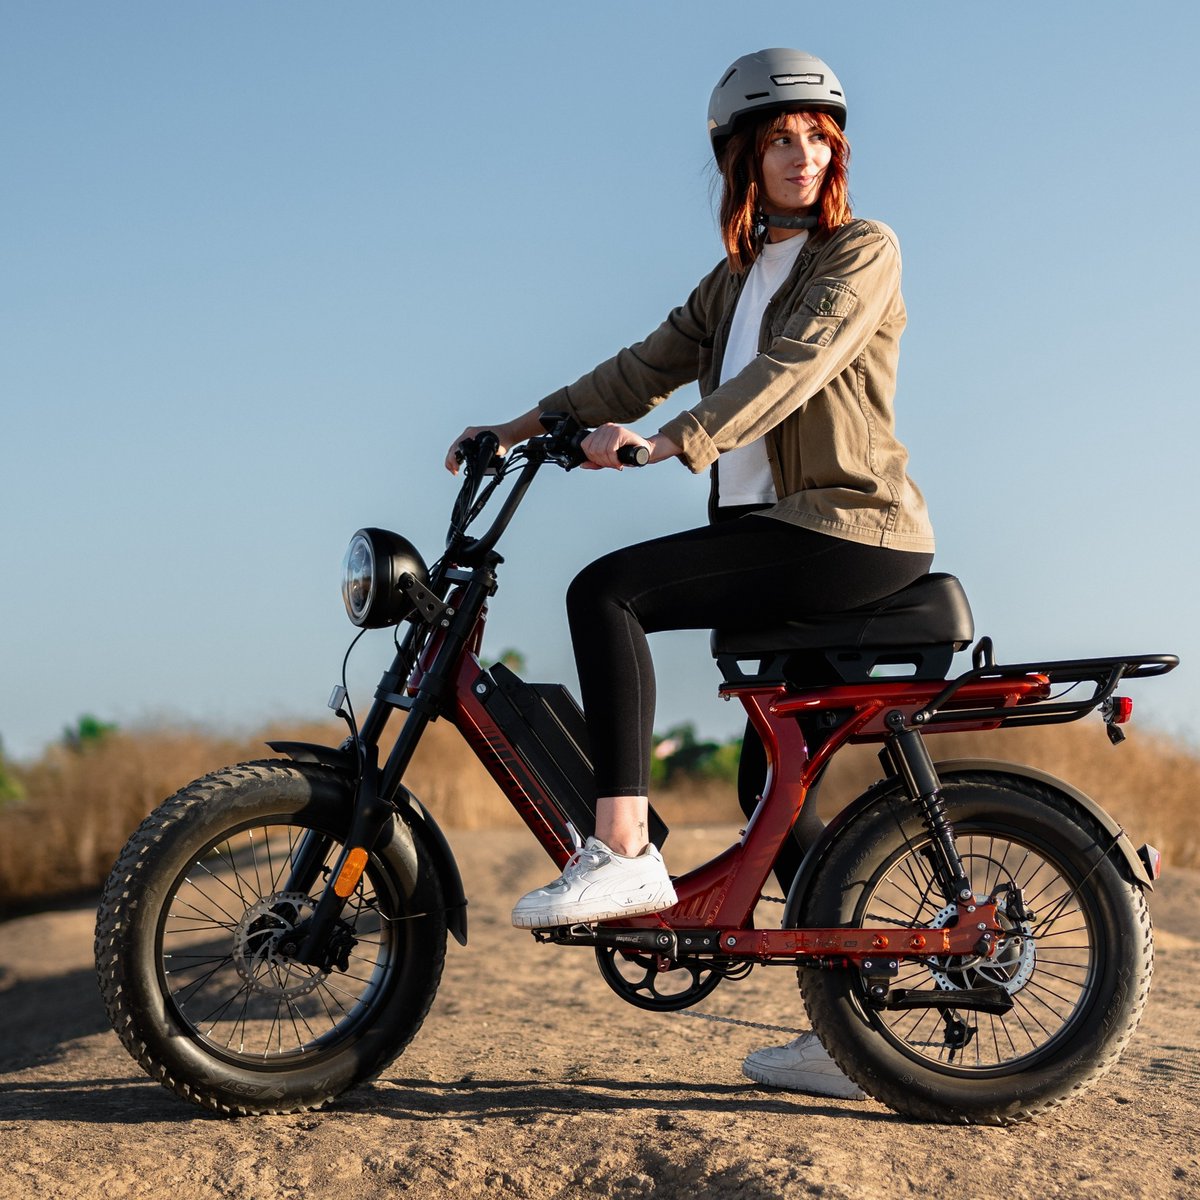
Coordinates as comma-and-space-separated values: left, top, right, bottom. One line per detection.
1137, 843, 1162, 881
1103, 695, 1134, 744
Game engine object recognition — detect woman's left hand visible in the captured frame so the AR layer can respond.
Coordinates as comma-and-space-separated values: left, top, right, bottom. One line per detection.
580, 424, 680, 469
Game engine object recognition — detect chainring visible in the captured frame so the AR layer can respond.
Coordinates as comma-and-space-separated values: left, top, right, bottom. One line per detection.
594, 945, 727, 1012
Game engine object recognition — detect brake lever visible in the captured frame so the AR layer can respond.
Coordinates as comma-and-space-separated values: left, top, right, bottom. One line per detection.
455, 430, 504, 478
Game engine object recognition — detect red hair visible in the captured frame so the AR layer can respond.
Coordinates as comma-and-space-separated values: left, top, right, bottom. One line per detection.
716, 109, 852, 274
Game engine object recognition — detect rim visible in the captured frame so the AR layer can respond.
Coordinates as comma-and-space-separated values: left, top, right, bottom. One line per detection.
155, 820, 401, 1067
857, 826, 1098, 1075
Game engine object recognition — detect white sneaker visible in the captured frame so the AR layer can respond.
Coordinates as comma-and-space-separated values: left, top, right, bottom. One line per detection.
741, 1032, 866, 1100
511, 835, 677, 929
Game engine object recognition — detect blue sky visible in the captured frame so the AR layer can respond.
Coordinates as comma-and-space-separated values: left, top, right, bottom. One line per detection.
3, 1, 1197, 761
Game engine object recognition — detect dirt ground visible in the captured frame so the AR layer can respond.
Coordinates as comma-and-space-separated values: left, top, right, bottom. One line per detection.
2, 825, 1198, 1200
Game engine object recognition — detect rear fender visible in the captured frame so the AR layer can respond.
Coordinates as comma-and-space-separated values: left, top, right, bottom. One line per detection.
268, 739, 469, 946
783, 757, 1153, 924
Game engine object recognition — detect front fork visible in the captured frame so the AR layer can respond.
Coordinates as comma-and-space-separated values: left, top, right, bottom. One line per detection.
880, 710, 974, 904
282, 742, 395, 968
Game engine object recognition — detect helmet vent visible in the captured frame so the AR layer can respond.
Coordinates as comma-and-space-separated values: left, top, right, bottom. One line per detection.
743, 90, 770, 100
772, 72, 823, 86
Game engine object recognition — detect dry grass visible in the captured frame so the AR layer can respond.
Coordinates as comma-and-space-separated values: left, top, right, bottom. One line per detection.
653, 721, 1200, 871
1, 713, 1196, 917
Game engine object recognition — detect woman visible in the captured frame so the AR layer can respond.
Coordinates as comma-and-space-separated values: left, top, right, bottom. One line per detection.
446, 49, 934, 1098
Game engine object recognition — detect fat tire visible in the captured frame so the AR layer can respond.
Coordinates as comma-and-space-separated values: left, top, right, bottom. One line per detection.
94, 760, 447, 1115
798, 773, 1152, 1125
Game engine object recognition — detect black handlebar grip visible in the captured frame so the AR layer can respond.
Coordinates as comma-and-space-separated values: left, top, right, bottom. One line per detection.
617, 444, 650, 467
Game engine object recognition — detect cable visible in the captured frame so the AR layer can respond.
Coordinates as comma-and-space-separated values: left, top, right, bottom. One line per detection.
337, 626, 368, 771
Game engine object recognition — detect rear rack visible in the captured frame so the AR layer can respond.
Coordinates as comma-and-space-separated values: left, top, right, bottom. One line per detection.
911, 640, 1178, 731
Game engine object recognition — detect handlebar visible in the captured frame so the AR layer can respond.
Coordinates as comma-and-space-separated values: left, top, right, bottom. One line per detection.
453, 412, 649, 475
448, 413, 646, 565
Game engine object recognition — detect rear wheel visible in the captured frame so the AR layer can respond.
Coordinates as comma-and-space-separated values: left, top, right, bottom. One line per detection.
797, 775, 1152, 1124
95, 761, 447, 1114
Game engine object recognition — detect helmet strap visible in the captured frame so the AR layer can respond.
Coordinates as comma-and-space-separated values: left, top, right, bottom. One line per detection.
762, 208, 820, 231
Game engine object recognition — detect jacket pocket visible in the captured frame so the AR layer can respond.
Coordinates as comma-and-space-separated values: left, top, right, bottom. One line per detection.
790, 280, 859, 347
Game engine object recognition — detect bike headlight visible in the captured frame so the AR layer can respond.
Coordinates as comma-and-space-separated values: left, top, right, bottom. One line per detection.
341, 528, 429, 628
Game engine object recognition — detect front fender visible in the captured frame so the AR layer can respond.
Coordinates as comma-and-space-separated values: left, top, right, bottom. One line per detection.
783, 757, 1154, 925
394, 787, 470, 947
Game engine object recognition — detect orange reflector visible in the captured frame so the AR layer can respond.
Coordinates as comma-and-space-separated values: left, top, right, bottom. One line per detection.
333, 847, 369, 897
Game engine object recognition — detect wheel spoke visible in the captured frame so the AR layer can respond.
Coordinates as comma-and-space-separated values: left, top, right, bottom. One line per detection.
856, 824, 1097, 1073
158, 819, 401, 1064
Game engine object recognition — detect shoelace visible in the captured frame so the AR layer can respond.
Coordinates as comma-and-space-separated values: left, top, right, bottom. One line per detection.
559, 823, 607, 881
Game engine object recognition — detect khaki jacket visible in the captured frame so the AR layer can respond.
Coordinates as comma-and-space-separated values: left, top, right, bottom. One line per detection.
539, 219, 934, 552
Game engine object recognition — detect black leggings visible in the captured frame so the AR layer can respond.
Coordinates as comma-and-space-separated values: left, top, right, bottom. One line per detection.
566, 515, 933, 796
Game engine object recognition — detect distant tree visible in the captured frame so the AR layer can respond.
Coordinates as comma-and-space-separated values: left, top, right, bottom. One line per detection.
0, 736, 25, 806
651, 722, 740, 787
63, 714, 118, 752
482, 648, 527, 674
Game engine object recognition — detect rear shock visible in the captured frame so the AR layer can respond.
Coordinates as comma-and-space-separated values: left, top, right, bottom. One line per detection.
881, 711, 974, 904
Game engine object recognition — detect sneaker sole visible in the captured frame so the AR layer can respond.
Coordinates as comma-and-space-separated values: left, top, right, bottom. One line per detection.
512, 890, 677, 930
741, 1061, 866, 1100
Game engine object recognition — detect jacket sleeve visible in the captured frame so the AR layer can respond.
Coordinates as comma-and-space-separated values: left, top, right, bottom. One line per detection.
537, 263, 725, 427
658, 224, 902, 471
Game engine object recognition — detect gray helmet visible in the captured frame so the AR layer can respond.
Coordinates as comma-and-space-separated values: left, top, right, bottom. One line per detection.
708, 48, 847, 160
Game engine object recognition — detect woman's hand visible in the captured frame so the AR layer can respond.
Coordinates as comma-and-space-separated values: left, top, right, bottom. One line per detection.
444, 407, 545, 474
580, 424, 681, 469
444, 424, 510, 474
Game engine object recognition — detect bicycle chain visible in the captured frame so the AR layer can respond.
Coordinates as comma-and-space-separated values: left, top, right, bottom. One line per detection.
677, 1009, 807, 1036
672, 896, 807, 1036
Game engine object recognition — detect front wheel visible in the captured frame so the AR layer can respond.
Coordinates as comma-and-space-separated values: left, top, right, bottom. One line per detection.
797, 774, 1152, 1124
95, 760, 448, 1114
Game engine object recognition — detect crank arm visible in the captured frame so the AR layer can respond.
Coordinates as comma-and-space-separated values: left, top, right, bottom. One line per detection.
533, 924, 682, 954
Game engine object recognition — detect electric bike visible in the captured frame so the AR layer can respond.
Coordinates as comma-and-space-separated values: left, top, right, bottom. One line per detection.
95, 413, 1178, 1124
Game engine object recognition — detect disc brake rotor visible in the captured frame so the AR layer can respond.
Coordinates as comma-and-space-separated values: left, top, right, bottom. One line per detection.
927, 895, 1035, 994
232, 891, 327, 999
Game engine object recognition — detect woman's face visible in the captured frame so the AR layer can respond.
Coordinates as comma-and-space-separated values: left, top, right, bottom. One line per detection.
760, 112, 832, 216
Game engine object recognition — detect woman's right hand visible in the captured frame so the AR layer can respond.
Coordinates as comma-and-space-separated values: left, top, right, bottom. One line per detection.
580, 423, 679, 469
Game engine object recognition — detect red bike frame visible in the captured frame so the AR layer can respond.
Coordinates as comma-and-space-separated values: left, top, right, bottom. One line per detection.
433, 599, 1064, 965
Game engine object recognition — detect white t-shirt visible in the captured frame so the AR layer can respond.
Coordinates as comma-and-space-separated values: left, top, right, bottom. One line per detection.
716, 232, 809, 506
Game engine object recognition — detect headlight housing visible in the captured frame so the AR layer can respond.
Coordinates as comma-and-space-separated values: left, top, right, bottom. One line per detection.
341, 528, 429, 628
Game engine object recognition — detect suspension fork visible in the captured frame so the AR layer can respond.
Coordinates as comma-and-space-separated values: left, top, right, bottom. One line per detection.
881, 710, 973, 904
284, 831, 335, 894
283, 743, 393, 966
